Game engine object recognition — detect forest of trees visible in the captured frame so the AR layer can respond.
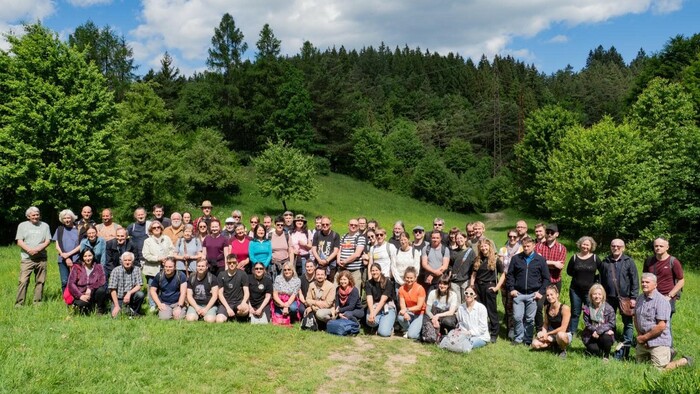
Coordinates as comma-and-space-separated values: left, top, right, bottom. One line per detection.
2, 15, 700, 264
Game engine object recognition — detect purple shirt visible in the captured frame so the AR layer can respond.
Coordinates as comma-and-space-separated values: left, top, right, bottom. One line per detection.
203, 235, 228, 268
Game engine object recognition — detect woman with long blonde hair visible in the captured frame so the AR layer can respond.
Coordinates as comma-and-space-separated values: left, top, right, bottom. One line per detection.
470, 238, 505, 343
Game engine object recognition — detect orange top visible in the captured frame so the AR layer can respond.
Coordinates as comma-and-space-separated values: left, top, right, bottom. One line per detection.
399, 284, 426, 314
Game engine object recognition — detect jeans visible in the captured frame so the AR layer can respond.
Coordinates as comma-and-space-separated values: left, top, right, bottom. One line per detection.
398, 312, 424, 339
146, 275, 156, 308
512, 292, 538, 344
366, 308, 397, 337
58, 260, 70, 293
569, 288, 586, 334
469, 338, 488, 350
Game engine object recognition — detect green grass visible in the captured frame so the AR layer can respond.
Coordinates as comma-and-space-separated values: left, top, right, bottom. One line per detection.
1, 171, 697, 393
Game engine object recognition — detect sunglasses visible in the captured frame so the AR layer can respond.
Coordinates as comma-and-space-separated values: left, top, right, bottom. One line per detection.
151, 226, 162, 230
377, 234, 386, 237
254, 267, 265, 271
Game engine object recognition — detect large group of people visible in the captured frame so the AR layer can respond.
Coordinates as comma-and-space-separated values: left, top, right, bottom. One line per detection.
13, 203, 693, 369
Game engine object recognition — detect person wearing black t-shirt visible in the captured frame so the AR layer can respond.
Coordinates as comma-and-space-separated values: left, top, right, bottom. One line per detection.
185, 259, 219, 323
248, 262, 273, 323
216, 255, 250, 322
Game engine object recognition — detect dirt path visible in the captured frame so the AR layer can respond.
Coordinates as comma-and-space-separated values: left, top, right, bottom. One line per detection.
316, 336, 430, 394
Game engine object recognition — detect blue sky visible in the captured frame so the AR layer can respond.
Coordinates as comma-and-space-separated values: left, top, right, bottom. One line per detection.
1, 0, 697, 77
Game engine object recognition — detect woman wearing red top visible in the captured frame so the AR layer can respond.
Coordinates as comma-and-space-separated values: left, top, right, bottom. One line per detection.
229, 224, 251, 273
398, 266, 426, 339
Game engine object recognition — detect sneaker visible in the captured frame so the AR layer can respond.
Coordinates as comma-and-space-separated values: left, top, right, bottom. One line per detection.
511, 340, 522, 346
490, 335, 498, 343
149, 305, 157, 314
403, 332, 408, 339
603, 357, 609, 363
670, 348, 677, 361
559, 351, 567, 359
684, 356, 694, 367
508, 329, 514, 340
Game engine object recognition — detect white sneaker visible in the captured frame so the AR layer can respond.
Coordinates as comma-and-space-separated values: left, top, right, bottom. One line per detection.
403, 332, 408, 339
149, 305, 156, 314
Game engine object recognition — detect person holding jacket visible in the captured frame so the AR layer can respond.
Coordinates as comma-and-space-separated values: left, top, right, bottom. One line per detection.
598, 239, 638, 359
506, 236, 551, 346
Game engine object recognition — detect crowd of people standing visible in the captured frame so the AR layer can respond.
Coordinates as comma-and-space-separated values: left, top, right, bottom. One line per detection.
13, 204, 692, 369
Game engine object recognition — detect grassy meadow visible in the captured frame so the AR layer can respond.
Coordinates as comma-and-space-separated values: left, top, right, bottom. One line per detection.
1, 170, 697, 393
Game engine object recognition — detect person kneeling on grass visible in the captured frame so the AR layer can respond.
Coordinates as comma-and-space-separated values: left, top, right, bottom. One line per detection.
531, 285, 571, 358
425, 274, 459, 335
272, 261, 302, 322
216, 254, 250, 323
108, 251, 145, 317
582, 284, 616, 361
304, 265, 336, 324
186, 258, 219, 322
150, 257, 187, 320
634, 273, 693, 371
439, 287, 490, 353
398, 266, 426, 339
334, 270, 364, 323
67, 247, 107, 315
248, 262, 273, 324
365, 263, 397, 337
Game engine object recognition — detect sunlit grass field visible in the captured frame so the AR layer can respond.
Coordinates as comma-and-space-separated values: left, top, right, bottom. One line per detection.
1, 170, 697, 393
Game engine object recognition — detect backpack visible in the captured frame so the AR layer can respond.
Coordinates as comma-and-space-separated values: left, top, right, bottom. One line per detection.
645, 256, 682, 299
326, 318, 360, 336
158, 271, 184, 290
189, 272, 213, 289
420, 315, 439, 343
300, 313, 319, 331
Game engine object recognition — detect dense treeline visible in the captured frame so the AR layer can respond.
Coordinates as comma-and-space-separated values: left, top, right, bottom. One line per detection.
2, 16, 700, 265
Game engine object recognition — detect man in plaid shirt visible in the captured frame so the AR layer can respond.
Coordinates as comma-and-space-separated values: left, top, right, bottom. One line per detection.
108, 251, 145, 317
534, 223, 567, 331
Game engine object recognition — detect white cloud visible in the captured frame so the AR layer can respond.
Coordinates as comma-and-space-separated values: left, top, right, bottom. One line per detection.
651, 0, 683, 14
548, 35, 569, 44
0, 0, 55, 50
127, 0, 683, 76
67, 0, 113, 7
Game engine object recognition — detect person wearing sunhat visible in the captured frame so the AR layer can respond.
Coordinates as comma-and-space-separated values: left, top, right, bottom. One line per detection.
193, 200, 217, 233
290, 214, 313, 276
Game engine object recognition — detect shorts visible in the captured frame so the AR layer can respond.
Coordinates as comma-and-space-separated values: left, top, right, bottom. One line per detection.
186, 304, 218, 319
